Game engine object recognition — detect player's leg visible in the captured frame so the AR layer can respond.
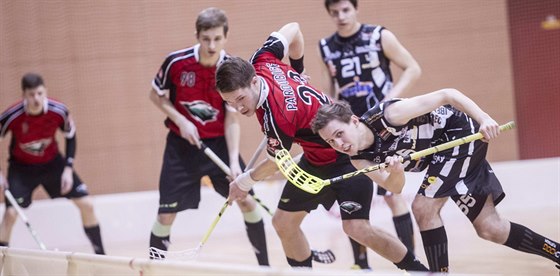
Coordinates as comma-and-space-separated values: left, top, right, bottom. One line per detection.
383, 192, 415, 252
411, 194, 449, 272
206, 137, 269, 266
149, 132, 201, 258
0, 162, 41, 247
470, 195, 560, 267
348, 237, 369, 269
43, 156, 106, 254
342, 219, 427, 271
71, 195, 105, 254
235, 195, 269, 266
336, 164, 427, 272
272, 209, 311, 267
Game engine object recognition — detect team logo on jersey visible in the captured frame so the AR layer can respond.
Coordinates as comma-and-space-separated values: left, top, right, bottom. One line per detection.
180, 71, 196, 87
19, 138, 52, 156
339, 201, 362, 214
181, 100, 218, 125
267, 137, 280, 154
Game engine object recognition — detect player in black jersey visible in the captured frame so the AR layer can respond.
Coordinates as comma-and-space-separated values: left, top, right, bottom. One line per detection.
311, 90, 560, 272
319, 0, 421, 269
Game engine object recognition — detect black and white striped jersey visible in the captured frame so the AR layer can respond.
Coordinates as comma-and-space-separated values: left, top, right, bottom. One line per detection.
319, 24, 392, 116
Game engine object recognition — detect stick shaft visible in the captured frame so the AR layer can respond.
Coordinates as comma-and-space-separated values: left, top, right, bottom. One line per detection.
328, 121, 515, 185
201, 140, 274, 215
4, 190, 47, 250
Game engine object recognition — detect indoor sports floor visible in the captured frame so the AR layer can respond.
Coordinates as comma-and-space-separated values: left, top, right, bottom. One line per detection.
2, 158, 559, 275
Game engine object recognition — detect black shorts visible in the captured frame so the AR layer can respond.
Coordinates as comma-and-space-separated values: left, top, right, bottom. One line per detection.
6, 155, 89, 208
158, 132, 246, 214
419, 140, 505, 221
277, 153, 372, 220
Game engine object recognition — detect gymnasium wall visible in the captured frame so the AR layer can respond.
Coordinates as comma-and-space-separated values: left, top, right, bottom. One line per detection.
1, 0, 521, 195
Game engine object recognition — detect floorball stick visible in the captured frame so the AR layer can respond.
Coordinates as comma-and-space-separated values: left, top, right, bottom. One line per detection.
3, 189, 47, 250
149, 138, 270, 260
276, 121, 516, 194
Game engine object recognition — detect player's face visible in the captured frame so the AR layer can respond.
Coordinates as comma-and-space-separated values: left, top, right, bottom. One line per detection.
318, 116, 362, 156
197, 26, 227, 60
220, 77, 259, 117
23, 85, 47, 115
327, 0, 359, 33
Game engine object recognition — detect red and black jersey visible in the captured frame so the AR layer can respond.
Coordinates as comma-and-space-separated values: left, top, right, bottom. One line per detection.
152, 44, 229, 139
0, 98, 75, 164
250, 32, 338, 166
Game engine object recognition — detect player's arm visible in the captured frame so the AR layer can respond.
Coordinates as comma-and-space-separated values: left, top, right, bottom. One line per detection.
380, 30, 421, 101
385, 88, 500, 140
0, 136, 6, 190
228, 155, 278, 204
149, 87, 200, 147
351, 158, 405, 194
277, 22, 305, 73
318, 51, 337, 98
224, 105, 242, 177
61, 115, 77, 195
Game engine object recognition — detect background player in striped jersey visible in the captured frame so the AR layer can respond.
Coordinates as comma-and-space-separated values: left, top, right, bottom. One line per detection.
0, 73, 105, 254
319, 0, 421, 269
147, 7, 269, 265
216, 22, 428, 272
311, 92, 560, 272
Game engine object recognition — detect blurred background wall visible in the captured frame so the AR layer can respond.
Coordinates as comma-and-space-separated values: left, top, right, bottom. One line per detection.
1, 0, 558, 196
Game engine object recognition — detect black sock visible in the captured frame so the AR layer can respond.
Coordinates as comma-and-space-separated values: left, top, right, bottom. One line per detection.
245, 219, 269, 266
287, 254, 312, 267
504, 222, 560, 265
394, 249, 429, 271
421, 226, 449, 272
84, 225, 105, 255
0, 241, 8, 247
393, 212, 415, 252
349, 237, 369, 268
149, 232, 170, 259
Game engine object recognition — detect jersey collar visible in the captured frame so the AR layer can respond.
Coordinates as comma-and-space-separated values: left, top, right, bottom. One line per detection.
193, 44, 226, 64
256, 76, 269, 109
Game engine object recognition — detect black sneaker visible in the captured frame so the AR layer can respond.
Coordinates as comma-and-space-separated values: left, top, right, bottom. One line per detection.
311, 249, 336, 264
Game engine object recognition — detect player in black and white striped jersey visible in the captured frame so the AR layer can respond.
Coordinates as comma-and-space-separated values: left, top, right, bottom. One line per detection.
311, 90, 560, 272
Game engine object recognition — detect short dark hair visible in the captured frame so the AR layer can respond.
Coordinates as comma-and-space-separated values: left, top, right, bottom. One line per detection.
196, 7, 229, 37
311, 100, 354, 133
215, 56, 255, 93
21, 72, 45, 91
324, 0, 357, 11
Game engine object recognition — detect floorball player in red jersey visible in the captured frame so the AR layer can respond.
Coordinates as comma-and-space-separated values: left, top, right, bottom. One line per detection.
215, 22, 428, 272
0, 73, 105, 254
147, 7, 269, 265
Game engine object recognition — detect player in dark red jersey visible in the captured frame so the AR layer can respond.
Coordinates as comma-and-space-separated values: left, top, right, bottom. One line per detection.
0, 73, 105, 254
311, 95, 560, 272
215, 22, 428, 272
319, 0, 422, 269
148, 7, 269, 265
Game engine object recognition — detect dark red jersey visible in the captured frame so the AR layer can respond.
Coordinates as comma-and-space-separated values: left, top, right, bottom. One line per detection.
250, 33, 338, 166
152, 45, 229, 139
0, 98, 75, 164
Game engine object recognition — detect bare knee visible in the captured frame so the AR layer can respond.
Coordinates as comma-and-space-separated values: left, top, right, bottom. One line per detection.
73, 197, 95, 214
474, 217, 509, 243
235, 197, 256, 212
411, 196, 446, 229
272, 211, 305, 239
2, 208, 18, 226
157, 213, 176, 225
